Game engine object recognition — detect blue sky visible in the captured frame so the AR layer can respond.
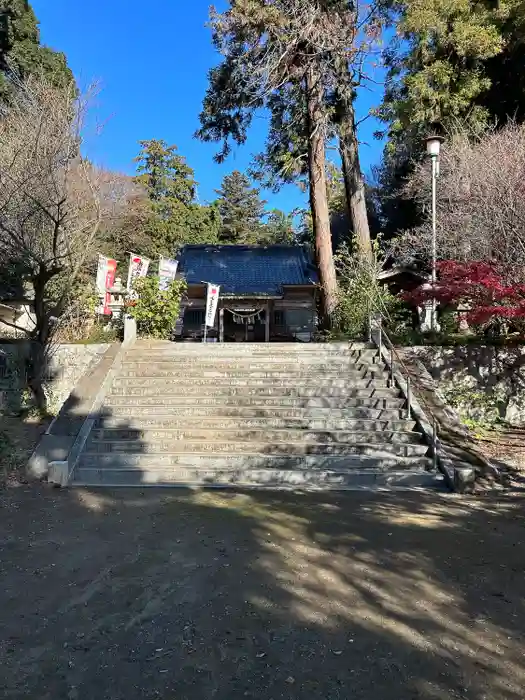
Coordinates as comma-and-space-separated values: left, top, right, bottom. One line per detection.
33, 0, 385, 214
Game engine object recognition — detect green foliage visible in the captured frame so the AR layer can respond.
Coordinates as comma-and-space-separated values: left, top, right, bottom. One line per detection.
0, 0, 74, 101
135, 139, 196, 205
380, 0, 505, 145
261, 209, 297, 245
332, 239, 409, 339
128, 140, 220, 257
215, 170, 266, 244
128, 276, 186, 339
442, 386, 502, 435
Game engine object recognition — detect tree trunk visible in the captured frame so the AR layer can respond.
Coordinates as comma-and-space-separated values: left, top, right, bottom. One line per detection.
26, 272, 52, 416
305, 66, 338, 325
338, 97, 373, 263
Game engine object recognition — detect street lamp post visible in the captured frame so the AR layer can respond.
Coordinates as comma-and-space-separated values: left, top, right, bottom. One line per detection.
425, 135, 444, 332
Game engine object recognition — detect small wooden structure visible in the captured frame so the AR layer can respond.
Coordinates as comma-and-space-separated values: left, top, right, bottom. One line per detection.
175, 245, 319, 342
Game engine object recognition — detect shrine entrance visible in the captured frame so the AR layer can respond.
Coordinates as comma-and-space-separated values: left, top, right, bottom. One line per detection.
221, 304, 270, 343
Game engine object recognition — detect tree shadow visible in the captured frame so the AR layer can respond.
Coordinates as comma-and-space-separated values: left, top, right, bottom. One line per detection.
1, 486, 524, 699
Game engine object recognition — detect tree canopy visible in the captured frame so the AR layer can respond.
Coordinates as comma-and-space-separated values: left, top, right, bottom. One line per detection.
215, 170, 266, 244
0, 0, 74, 101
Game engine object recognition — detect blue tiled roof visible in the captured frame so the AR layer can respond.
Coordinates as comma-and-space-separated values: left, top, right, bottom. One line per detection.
178, 245, 318, 297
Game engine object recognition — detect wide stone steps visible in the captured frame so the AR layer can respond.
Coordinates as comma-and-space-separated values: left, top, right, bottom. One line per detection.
70, 341, 441, 490
94, 417, 416, 431
104, 395, 406, 409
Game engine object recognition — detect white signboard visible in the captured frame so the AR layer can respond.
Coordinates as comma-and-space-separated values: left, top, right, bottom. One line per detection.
205, 284, 220, 327
158, 257, 178, 291
96, 255, 110, 295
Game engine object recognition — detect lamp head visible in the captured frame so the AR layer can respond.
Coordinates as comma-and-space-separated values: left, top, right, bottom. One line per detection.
425, 135, 444, 157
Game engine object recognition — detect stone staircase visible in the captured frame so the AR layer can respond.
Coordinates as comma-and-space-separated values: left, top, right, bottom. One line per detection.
71, 341, 444, 490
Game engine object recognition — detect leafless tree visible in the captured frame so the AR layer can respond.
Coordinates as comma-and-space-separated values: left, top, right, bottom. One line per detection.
394, 122, 525, 278
0, 74, 125, 411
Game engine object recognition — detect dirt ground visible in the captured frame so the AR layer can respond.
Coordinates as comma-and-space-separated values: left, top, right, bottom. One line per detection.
1, 487, 525, 700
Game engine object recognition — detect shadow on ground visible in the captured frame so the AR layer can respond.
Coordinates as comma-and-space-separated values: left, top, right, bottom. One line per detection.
1, 486, 524, 700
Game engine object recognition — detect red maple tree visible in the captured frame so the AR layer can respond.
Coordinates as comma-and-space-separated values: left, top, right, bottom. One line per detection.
404, 261, 525, 325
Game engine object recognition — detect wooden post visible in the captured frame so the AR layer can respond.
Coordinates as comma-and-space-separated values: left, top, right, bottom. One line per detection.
219, 307, 224, 343
265, 302, 271, 343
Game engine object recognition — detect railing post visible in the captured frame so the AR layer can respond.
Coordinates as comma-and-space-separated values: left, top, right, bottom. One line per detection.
406, 376, 411, 420
378, 320, 382, 362
389, 345, 394, 388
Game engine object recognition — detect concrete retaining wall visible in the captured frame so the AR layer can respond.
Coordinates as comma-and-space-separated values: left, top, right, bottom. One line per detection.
403, 345, 525, 427
0, 343, 110, 415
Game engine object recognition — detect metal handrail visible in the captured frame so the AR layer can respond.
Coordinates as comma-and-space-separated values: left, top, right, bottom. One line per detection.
368, 314, 439, 472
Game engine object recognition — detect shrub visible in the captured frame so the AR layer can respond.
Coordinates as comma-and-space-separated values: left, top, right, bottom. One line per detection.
332, 239, 413, 340
128, 276, 186, 339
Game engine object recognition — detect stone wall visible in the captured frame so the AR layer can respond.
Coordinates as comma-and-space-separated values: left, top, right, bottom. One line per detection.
0, 343, 110, 415
403, 345, 525, 427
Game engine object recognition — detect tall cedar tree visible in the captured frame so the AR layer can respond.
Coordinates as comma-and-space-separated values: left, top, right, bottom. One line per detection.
215, 170, 266, 244
0, 0, 73, 100
198, 1, 388, 321
131, 139, 220, 257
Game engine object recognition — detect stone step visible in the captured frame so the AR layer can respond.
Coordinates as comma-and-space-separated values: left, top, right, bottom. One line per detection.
89, 427, 422, 445
95, 416, 416, 432
104, 395, 405, 409
72, 466, 441, 490
120, 358, 375, 369
111, 376, 390, 390
105, 405, 407, 420
116, 367, 387, 379
125, 349, 364, 359
107, 386, 398, 398
132, 341, 356, 351
83, 440, 429, 457
78, 452, 432, 471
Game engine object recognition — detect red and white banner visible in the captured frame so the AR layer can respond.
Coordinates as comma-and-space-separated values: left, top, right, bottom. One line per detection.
103, 259, 117, 315
126, 253, 150, 291
95, 255, 117, 315
205, 284, 220, 327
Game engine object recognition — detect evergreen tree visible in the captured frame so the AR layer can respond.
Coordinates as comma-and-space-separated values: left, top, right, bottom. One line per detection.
215, 170, 266, 244
380, 0, 504, 144
197, 1, 388, 321
261, 209, 296, 245
125, 140, 219, 258
0, 0, 73, 100
135, 139, 196, 205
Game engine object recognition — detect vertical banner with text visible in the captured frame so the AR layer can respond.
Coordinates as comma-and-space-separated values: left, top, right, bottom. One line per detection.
95, 255, 117, 315
126, 253, 150, 292
158, 257, 179, 291
205, 283, 220, 328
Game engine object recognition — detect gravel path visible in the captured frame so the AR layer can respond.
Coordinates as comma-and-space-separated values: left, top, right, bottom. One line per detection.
1, 486, 524, 700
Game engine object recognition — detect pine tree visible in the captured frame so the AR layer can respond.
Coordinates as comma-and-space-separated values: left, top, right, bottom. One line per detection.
215, 170, 266, 244
0, 0, 73, 100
